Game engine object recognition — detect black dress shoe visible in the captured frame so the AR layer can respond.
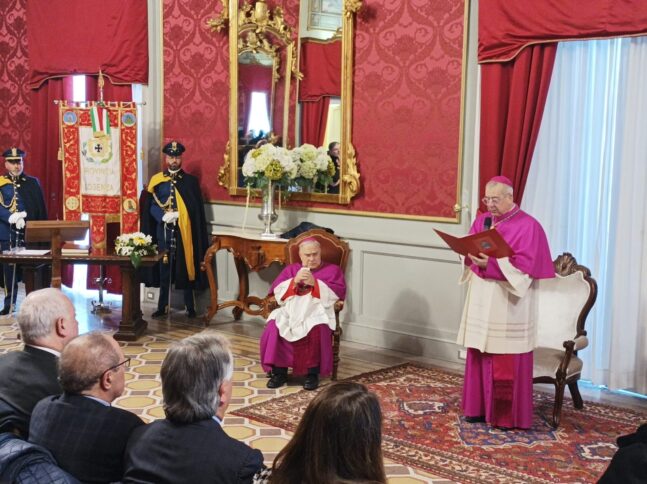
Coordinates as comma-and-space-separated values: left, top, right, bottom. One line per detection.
267, 373, 288, 389
0, 307, 11, 316
151, 309, 168, 319
186, 309, 197, 318
464, 415, 485, 423
303, 373, 319, 391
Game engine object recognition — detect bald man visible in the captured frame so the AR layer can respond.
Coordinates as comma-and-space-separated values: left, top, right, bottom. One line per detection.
29, 332, 143, 483
260, 238, 346, 391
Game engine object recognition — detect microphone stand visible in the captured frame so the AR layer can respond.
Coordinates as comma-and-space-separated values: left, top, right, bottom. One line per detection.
91, 265, 112, 314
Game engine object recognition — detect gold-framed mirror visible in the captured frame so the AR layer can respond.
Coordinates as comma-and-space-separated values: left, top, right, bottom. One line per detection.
209, 0, 362, 204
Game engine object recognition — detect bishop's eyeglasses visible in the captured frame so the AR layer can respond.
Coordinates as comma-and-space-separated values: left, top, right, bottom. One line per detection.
482, 195, 508, 205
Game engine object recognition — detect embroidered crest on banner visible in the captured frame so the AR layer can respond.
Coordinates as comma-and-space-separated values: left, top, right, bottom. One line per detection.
82, 107, 113, 164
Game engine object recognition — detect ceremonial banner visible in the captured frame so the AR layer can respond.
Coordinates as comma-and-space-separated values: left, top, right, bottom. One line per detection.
60, 101, 139, 250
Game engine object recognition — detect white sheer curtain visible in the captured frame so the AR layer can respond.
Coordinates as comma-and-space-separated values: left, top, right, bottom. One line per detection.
524, 37, 647, 394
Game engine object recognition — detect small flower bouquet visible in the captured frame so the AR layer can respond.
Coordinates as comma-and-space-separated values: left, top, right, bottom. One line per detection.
241, 143, 298, 190
115, 232, 157, 269
292, 144, 335, 192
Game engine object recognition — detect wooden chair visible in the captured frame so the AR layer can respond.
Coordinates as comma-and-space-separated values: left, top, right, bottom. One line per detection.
268, 228, 349, 380
533, 252, 598, 428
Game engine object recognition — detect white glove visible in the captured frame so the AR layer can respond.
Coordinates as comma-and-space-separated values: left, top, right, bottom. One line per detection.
162, 211, 179, 225
8, 211, 26, 225
15, 218, 25, 230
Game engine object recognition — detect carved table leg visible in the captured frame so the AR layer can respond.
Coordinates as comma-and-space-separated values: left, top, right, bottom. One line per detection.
202, 237, 221, 324
232, 255, 249, 321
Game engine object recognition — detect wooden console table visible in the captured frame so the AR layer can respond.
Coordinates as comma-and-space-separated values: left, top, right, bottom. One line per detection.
0, 251, 164, 341
201, 230, 287, 323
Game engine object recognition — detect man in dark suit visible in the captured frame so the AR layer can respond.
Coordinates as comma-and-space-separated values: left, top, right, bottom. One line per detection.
124, 332, 264, 484
0, 288, 78, 437
29, 331, 144, 483
0, 147, 47, 314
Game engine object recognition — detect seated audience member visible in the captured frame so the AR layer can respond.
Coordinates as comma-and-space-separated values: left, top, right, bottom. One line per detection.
29, 331, 144, 483
123, 332, 264, 484
0, 433, 80, 483
0, 288, 78, 437
327, 141, 341, 194
253, 382, 386, 484
260, 238, 346, 390
598, 423, 647, 483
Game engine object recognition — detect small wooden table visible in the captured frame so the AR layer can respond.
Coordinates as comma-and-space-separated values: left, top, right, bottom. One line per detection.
0, 251, 165, 341
201, 230, 287, 322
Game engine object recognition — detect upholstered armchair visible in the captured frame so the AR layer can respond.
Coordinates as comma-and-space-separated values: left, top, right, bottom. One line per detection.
533, 252, 598, 428
266, 229, 350, 380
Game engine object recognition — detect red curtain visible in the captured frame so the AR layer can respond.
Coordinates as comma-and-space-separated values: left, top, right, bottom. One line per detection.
479, 44, 557, 206
30, 78, 76, 286
479, 0, 647, 62
29, 78, 72, 220
299, 40, 341, 146
478, 0, 647, 206
26, 0, 148, 88
299, 40, 341, 99
300, 98, 331, 147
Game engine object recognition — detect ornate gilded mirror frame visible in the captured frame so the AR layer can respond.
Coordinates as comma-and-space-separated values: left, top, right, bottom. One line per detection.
209, 0, 362, 204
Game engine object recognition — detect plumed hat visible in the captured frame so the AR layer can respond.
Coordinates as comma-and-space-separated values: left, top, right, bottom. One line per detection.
162, 141, 185, 157
2, 147, 25, 162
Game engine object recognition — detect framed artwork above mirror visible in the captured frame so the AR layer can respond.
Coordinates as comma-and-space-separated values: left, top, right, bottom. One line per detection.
209, 0, 362, 204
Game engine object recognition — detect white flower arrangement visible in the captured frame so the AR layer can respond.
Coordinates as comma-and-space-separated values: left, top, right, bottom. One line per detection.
115, 232, 157, 268
241, 143, 298, 190
240, 142, 336, 194
292, 144, 335, 191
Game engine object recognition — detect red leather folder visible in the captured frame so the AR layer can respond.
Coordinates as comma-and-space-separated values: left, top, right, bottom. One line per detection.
434, 228, 514, 258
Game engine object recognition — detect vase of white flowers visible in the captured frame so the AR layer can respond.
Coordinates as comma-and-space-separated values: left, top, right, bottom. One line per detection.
115, 232, 157, 268
241, 143, 298, 238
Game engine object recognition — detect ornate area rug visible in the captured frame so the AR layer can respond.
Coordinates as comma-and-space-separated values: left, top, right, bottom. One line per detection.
233, 363, 646, 483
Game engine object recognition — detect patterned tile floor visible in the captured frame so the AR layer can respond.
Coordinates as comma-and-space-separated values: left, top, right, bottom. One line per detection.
3, 286, 647, 483
0, 289, 443, 483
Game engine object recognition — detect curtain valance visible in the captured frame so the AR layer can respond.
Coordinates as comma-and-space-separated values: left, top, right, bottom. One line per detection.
27, 0, 148, 88
479, 0, 647, 63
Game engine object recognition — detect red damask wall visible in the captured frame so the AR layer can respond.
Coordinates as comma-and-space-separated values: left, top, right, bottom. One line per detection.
162, 0, 230, 186
0, 0, 31, 152
164, 0, 466, 219
351, 0, 464, 218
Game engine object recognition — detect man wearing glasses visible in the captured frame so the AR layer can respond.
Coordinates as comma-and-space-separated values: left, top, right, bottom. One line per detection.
29, 331, 143, 483
456, 175, 555, 430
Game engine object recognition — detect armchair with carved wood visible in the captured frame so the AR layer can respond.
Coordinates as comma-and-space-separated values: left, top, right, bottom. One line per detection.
533, 252, 597, 428
266, 229, 349, 380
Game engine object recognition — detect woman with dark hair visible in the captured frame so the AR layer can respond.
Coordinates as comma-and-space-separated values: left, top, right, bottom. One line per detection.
253, 381, 387, 484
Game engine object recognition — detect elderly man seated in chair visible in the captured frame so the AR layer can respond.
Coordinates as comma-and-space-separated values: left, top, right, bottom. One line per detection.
261, 238, 346, 391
